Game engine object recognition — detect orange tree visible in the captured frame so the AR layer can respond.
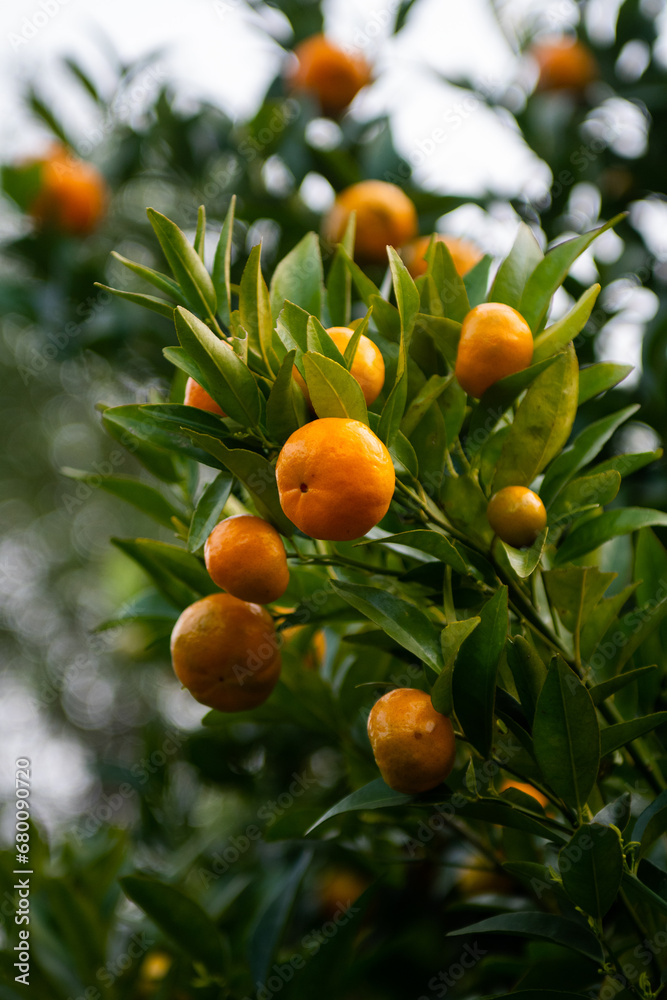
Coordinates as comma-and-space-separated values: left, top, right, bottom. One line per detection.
69, 196, 667, 998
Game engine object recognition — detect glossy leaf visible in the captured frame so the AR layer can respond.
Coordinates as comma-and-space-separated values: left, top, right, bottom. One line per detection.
112, 538, 215, 600
559, 823, 623, 919
554, 508, 667, 566
250, 852, 312, 985
364, 528, 469, 576
212, 195, 235, 327
590, 449, 663, 482
489, 223, 543, 309
441, 472, 494, 550
431, 618, 480, 715
533, 657, 600, 815
239, 243, 279, 374
146, 208, 217, 320
307, 778, 411, 833
302, 352, 368, 423
94, 282, 175, 319
62, 469, 184, 529
600, 712, 667, 757
424, 239, 470, 322
401, 374, 452, 438
500, 527, 548, 579
266, 349, 308, 442
331, 581, 443, 673
110, 251, 188, 303
492, 345, 579, 492
543, 566, 615, 633
506, 636, 547, 724
589, 666, 658, 706
463, 254, 492, 306
548, 471, 621, 525
600, 595, 667, 674
578, 362, 633, 404
593, 792, 632, 832
633, 789, 667, 859
188, 472, 234, 553
270, 232, 323, 321
448, 912, 602, 962
326, 212, 355, 326
415, 313, 461, 366
452, 586, 508, 757
532, 284, 600, 363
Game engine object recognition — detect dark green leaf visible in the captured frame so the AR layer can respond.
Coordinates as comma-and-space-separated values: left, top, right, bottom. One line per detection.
500, 527, 548, 579
463, 254, 492, 306
593, 792, 632, 832
94, 283, 175, 319
112, 538, 215, 603
266, 349, 308, 441
307, 778, 411, 833
250, 852, 312, 985
110, 252, 188, 303
633, 789, 667, 859
559, 823, 623, 918
146, 208, 217, 321
448, 912, 602, 962
489, 223, 543, 309
301, 352, 368, 423
212, 195, 235, 327
239, 243, 279, 374
424, 239, 470, 322
364, 528, 469, 576
506, 636, 548, 724
441, 472, 494, 550
401, 374, 452, 437
61, 469, 184, 529
543, 566, 615, 633
431, 618, 480, 715
600, 713, 667, 757
270, 232, 323, 322
554, 509, 667, 566
326, 212, 355, 327
188, 472, 234, 553
414, 313, 461, 366
590, 666, 658, 707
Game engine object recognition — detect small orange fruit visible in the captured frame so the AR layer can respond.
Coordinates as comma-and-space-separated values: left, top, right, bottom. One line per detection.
487, 486, 547, 549
324, 181, 418, 263
204, 515, 289, 604
500, 778, 549, 809
29, 145, 107, 236
532, 37, 598, 93
287, 34, 372, 117
184, 377, 225, 416
455, 302, 533, 398
294, 326, 385, 408
457, 865, 513, 897
318, 869, 369, 918
171, 593, 281, 712
276, 417, 395, 541
403, 234, 483, 279
367, 688, 456, 794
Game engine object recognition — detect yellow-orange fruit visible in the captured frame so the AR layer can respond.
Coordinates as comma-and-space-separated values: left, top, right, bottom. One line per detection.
170, 593, 281, 712
367, 688, 457, 794
323, 180, 418, 263
294, 326, 385, 408
454, 302, 533, 398
204, 515, 289, 604
487, 486, 547, 549
532, 37, 598, 92
29, 145, 107, 236
500, 778, 549, 809
286, 34, 372, 117
276, 417, 395, 541
184, 377, 225, 416
403, 234, 483, 279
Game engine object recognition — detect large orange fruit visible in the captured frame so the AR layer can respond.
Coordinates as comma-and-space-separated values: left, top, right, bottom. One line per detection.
286, 34, 371, 117
367, 688, 457, 794
29, 145, 107, 236
454, 302, 533, 398
170, 593, 281, 712
323, 181, 418, 263
204, 515, 289, 604
276, 417, 394, 541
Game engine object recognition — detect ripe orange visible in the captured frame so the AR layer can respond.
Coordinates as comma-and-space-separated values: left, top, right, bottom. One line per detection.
367, 688, 456, 794
184, 377, 225, 416
487, 486, 547, 549
318, 869, 369, 918
204, 515, 289, 604
532, 37, 598, 92
403, 234, 483, 279
323, 181, 418, 263
454, 302, 533, 398
275, 417, 395, 541
294, 326, 385, 407
170, 593, 281, 712
29, 145, 107, 236
500, 778, 549, 809
287, 34, 371, 117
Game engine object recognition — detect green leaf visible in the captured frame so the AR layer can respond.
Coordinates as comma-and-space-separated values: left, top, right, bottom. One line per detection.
489, 223, 543, 309
633, 789, 667, 859
448, 912, 602, 963
414, 313, 461, 367
112, 538, 215, 604
331, 581, 443, 673
307, 778, 411, 833
578, 362, 633, 404
579, 582, 639, 663
110, 251, 188, 304
188, 472, 234, 553
61, 469, 183, 529
452, 587, 508, 757
548, 471, 621, 525
622, 870, 667, 922
250, 852, 312, 985
277, 300, 310, 355
212, 195, 235, 327
188, 433, 293, 535
424, 239, 470, 322
500, 527, 548, 579
467, 355, 560, 457
301, 352, 368, 423
458, 796, 566, 842
120, 875, 226, 975
388, 246, 420, 340
599, 595, 667, 674
559, 823, 623, 918
239, 243, 279, 374
519, 216, 624, 332
543, 566, 616, 633
146, 208, 217, 321
593, 792, 632, 831
540, 405, 640, 507
401, 374, 452, 438
98, 590, 179, 631
441, 472, 494, 550
194, 205, 206, 258
2, 161, 42, 210
101, 406, 188, 482
174, 307, 263, 428
431, 618, 480, 715
554, 508, 667, 566
506, 636, 548, 724
270, 232, 323, 322
590, 666, 657, 706
266, 349, 308, 442
600, 713, 667, 757
326, 212, 355, 327
533, 657, 600, 815
492, 344, 579, 492
94, 283, 175, 320
532, 284, 600, 363
365, 529, 469, 576
306, 316, 347, 366
590, 449, 662, 482
463, 254, 492, 306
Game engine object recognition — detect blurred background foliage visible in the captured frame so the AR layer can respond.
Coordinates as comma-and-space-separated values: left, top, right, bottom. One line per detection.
1, 0, 666, 997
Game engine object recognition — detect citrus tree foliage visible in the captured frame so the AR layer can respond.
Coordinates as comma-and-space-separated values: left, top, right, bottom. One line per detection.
68, 200, 667, 998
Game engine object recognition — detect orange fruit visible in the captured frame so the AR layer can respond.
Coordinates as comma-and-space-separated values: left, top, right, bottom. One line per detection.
457, 865, 513, 897
29, 145, 107, 236
276, 417, 395, 541
170, 593, 281, 712
294, 326, 385, 408
287, 34, 371, 117
487, 486, 547, 549
454, 302, 533, 398
318, 869, 369, 918
500, 778, 549, 809
367, 688, 456, 794
403, 234, 483, 279
532, 37, 598, 92
204, 515, 289, 604
323, 181, 418, 263
184, 377, 225, 416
